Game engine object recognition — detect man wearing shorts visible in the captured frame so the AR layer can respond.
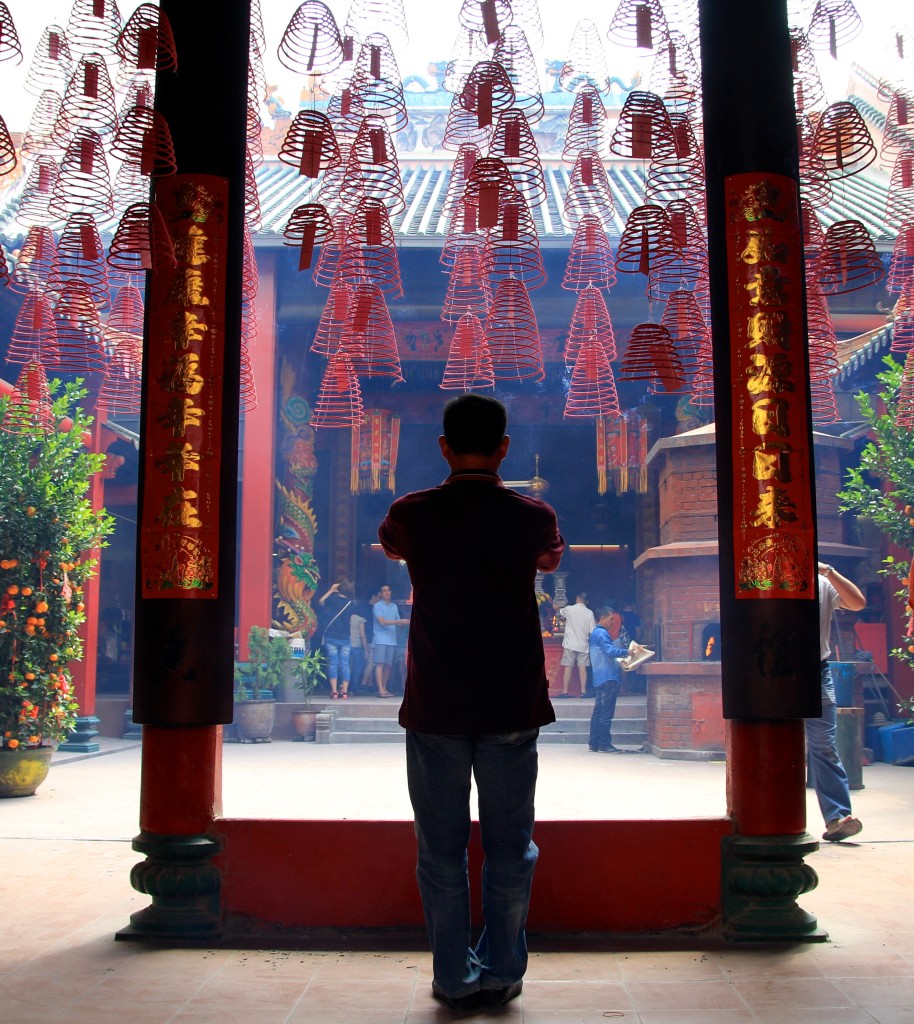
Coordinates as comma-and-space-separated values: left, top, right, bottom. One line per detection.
557, 593, 595, 698
373, 584, 407, 698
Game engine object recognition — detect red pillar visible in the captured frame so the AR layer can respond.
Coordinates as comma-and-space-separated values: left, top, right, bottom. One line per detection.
237, 251, 278, 660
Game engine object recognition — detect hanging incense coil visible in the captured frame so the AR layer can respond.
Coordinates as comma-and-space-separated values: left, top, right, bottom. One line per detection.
790, 29, 826, 115
24, 25, 72, 96
560, 20, 610, 93
457, 0, 512, 43
664, 198, 708, 254
339, 115, 405, 217
484, 192, 546, 290
311, 350, 364, 428
443, 24, 491, 95
239, 329, 257, 413
440, 201, 486, 270
811, 101, 877, 179
0, 240, 8, 286
607, 0, 670, 54
564, 335, 620, 419
21, 90, 65, 159
442, 89, 495, 152
891, 311, 914, 355
337, 197, 404, 297
312, 278, 352, 355
10, 226, 58, 296
617, 323, 686, 394
801, 202, 827, 264
242, 221, 258, 304
7, 294, 59, 366
50, 127, 113, 220
609, 90, 673, 160
562, 149, 617, 230
660, 289, 707, 380
886, 148, 914, 224
15, 156, 59, 228
317, 142, 354, 218
649, 31, 701, 117
278, 1, 344, 76
644, 112, 705, 207
340, 282, 403, 381
312, 212, 349, 287
797, 114, 833, 209
107, 201, 176, 276
56, 52, 119, 140
442, 247, 491, 323
344, 0, 409, 51
615, 205, 679, 278
492, 25, 544, 125
460, 61, 516, 130
327, 88, 366, 148
0, 114, 16, 176
107, 283, 145, 335
53, 279, 106, 374
97, 331, 142, 415
1, 362, 55, 436
648, 200, 708, 299
562, 215, 617, 292
440, 313, 494, 390
488, 109, 546, 209
882, 89, 914, 161
893, 352, 914, 427
119, 71, 154, 115
565, 286, 618, 366
887, 218, 914, 294
244, 147, 262, 231
246, 102, 263, 170
441, 144, 480, 221
810, 378, 840, 425
508, 0, 544, 50
485, 278, 544, 382
279, 109, 341, 178
563, 86, 609, 161
110, 105, 177, 176
462, 157, 519, 228
116, 3, 177, 75
876, 24, 912, 102
284, 203, 334, 271
350, 32, 408, 134
66, 0, 124, 60
49, 211, 110, 310
112, 160, 152, 214
815, 219, 884, 294
806, 0, 863, 58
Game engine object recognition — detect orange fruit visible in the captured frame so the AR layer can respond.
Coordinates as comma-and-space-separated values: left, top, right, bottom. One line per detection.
26, 507, 36, 516
48, 653, 59, 662
7, 739, 19, 749
24, 672, 35, 681
21, 587, 32, 596
6, 585, 18, 595
35, 601, 48, 613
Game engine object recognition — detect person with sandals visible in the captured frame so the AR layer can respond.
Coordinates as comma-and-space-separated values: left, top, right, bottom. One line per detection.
317, 579, 355, 700
372, 584, 408, 697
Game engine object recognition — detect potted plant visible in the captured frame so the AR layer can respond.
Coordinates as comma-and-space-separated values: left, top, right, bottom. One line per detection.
890, 698, 914, 766
233, 625, 289, 742
0, 380, 114, 796
289, 647, 327, 741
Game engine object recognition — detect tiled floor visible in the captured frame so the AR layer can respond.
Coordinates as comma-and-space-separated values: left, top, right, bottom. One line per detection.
1, 738, 913, 1023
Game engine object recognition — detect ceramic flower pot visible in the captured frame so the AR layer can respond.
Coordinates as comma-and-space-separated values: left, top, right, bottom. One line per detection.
233, 699, 276, 742
291, 708, 318, 741
0, 746, 54, 798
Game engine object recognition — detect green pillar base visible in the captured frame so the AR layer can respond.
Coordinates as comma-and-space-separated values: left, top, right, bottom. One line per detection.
117, 832, 223, 943
123, 710, 142, 740
722, 834, 826, 942
58, 715, 100, 753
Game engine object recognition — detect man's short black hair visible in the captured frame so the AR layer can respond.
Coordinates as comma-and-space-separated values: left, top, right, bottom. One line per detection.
595, 606, 616, 620
442, 394, 507, 456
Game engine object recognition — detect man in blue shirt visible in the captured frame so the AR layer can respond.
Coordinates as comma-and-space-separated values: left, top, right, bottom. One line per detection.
373, 584, 407, 697
588, 606, 635, 753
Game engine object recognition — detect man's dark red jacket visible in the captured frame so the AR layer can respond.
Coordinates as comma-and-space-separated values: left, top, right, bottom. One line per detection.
378, 469, 565, 735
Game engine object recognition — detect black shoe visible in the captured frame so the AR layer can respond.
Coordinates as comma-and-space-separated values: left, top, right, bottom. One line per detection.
481, 980, 523, 1006
431, 984, 486, 1012
597, 745, 621, 753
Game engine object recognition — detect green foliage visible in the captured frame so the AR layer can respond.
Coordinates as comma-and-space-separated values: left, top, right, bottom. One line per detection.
288, 648, 326, 707
0, 382, 115, 748
235, 625, 289, 700
899, 697, 914, 727
838, 357, 914, 672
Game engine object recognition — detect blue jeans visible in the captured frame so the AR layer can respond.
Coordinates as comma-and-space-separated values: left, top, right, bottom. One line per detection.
405, 729, 540, 999
805, 662, 852, 825
323, 639, 351, 683
589, 678, 621, 750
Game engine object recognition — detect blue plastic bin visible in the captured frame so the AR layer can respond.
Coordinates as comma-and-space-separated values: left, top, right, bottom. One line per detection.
830, 662, 857, 707
878, 722, 910, 764
890, 726, 914, 766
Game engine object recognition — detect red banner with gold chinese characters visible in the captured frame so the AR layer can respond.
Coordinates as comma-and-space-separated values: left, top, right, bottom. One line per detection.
725, 172, 816, 600
139, 175, 228, 598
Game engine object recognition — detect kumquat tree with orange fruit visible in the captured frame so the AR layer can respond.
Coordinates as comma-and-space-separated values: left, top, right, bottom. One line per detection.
0, 381, 114, 750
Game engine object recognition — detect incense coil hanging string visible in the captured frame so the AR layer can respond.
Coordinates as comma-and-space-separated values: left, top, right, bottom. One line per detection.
339, 115, 405, 217
0, 115, 17, 176
311, 350, 365, 428
21, 91, 65, 159
484, 191, 547, 290
609, 90, 674, 160
15, 156, 59, 227
441, 246, 491, 323
648, 30, 701, 118
107, 201, 175, 278
560, 19, 611, 93
888, 218, 914, 295
278, 109, 341, 178
564, 334, 620, 419
53, 279, 107, 374
24, 25, 72, 96
565, 285, 618, 366
617, 322, 687, 394
806, 0, 863, 59
659, 288, 708, 381
607, 0, 670, 55
563, 86, 609, 161
96, 332, 142, 415
350, 32, 408, 134
811, 101, 877, 179
50, 127, 114, 220
615, 204, 679, 279
790, 29, 826, 116
277, 0, 345, 76
343, 0, 410, 52
1, 362, 55, 436
106, 283, 146, 335
562, 149, 617, 230
562, 215, 616, 292
644, 112, 705, 208
116, 3, 178, 76
312, 278, 352, 355
284, 203, 334, 272
797, 114, 833, 209
485, 278, 544, 382
492, 25, 544, 125
10, 226, 58, 297
882, 89, 914, 161
886, 147, 914, 225
337, 196, 404, 297
340, 281, 403, 381
460, 61, 516, 130
49, 211, 110, 311
55, 52, 120, 140
488, 109, 546, 209
111, 105, 177, 176
66, 0, 124, 61
440, 313, 494, 391
814, 220, 884, 294
442, 89, 495, 152
7, 293, 59, 366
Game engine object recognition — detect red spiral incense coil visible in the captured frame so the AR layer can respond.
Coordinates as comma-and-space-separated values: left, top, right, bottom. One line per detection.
21, 90, 64, 159
797, 114, 833, 210
66, 0, 124, 61
644, 112, 706, 208
648, 200, 708, 299
886, 148, 914, 225
96, 331, 142, 415
887, 218, 914, 295
0, 240, 9, 287
562, 215, 617, 292
801, 201, 827, 263
460, 61, 516, 131
882, 89, 914, 161
440, 313, 494, 391
246, 102, 263, 170
107, 201, 175, 278
56, 52, 119, 140
484, 192, 547, 290
340, 282, 403, 381
338, 116, 405, 217
318, 142, 354, 218
610, 90, 674, 160
440, 202, 486, 270
891, 310, 914, 356
690, 328, 715, 408
563, 86, 609, 161
15, 156, 59, 228
442, 89, 494, 152
461, 157, 518, 226
815, 219, 884, 294
7, 294, 59, 366
277, 1, 345, 77
790, 29, 826, 116
107, 284, 145, 335
242, 222, 258, 304
812, 101, 877, 179
24, 25, 72, 97
312, 278, 352, 356
284, 203, 334, 272
564, 334, 620, 419
488, 109, 546, 209
442, 247, 491, 323
660, 288, 707, 380
485, 278, 544, 382
244, 147, 262, 231
876, 25, 912, 103
810, 377, 840, 425
649, 30, 701, 117
565, 285, 618, 366
311, 350, 365, 428
337, 197, 404, 297
615, 204, 679, 278
806, 0, 863, 59
239, 328, 258, 413
116, 3, 177, 75
350, 32, 408, 134
327, 88, 366, 148
344, 0, 410, 52
10, 226, 57, 296
493, 25, 544, 125
444, 24, 491, 95
560, 19, 610, 93
49, 211, 110, 310
111, 105, 177, 176
112, 160, 152, 214
50, 127, 114, 220
607, 0, 670, 54
53, 279, 106, 374
617, 322, 686, 394
0, 114, 17, 176
1, 362, 55, 436
312, 213, 350, 288
563, 149, 617, 230
457, 0, 512, 44
279, 109, 341, 178
441, 144, 480, 221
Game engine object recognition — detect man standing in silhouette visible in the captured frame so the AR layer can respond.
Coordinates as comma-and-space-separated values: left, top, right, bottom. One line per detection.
379, 394, 565, 1011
